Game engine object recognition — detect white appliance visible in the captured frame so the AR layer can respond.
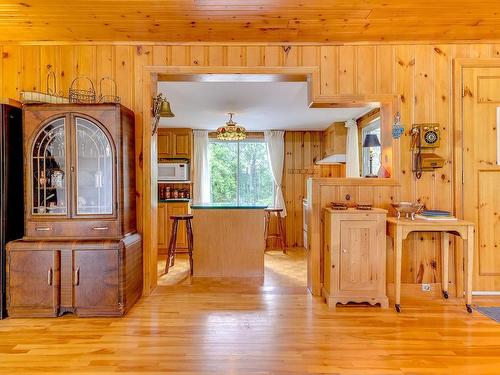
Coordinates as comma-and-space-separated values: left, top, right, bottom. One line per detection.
315, 154, 346, 165
158, 162, 190, 181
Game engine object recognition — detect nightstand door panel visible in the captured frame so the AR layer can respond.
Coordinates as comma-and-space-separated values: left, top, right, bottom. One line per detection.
339, 220, 378, 292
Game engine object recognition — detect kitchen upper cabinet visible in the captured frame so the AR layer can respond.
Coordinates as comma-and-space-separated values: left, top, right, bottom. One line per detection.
323, 208, 388, 309
158, 128, 192, 159
7, 249, 60, 317
158, 129, 173, 158
172, 131, 191, 158
323, 122, 347, 157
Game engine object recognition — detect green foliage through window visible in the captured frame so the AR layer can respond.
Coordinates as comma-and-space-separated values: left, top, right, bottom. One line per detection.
209, 140, 274, 206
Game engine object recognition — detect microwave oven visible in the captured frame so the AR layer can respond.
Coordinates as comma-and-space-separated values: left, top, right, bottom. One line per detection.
158, 162, 190, 181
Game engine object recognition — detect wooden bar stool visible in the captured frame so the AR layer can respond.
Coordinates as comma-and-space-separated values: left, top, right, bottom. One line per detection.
264, 208, 286, 253
165, 214, 194, 275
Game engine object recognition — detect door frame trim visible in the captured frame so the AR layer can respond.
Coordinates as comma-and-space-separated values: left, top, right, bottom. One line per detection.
140, 65, 399, 296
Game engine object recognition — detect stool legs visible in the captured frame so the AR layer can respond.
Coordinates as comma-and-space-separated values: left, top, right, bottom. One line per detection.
264, 210, 286, 253
277, 213, 286, 254
186, 218, 194, 276
165, 219, 179, 274
165, 217, 194, 276
264, 211, 271, 248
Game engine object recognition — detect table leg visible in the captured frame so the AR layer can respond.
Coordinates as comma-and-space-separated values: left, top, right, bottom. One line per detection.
441, 232, 450, 299
394, 227, 403, 313
464, 226, 474, 313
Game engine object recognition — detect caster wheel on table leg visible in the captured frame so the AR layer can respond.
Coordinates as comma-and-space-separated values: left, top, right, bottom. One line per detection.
442, 291, 449, 299
395, 304, 401, 313
466, 304, 473, 313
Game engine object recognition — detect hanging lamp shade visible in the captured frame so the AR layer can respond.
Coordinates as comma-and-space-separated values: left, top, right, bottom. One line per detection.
216, 112, 247, 140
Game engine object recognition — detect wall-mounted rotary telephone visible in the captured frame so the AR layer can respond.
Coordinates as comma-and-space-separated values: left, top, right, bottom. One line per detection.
411, 124, 445, 179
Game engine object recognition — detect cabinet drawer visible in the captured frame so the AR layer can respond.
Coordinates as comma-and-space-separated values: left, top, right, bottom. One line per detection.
26, 221, 119, 239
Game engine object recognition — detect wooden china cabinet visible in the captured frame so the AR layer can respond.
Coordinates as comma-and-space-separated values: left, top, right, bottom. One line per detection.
6, 104, 142, 317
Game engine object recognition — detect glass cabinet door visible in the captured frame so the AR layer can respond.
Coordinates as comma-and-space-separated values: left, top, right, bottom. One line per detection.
32, 118, 67, 215
75, 117, 113, 215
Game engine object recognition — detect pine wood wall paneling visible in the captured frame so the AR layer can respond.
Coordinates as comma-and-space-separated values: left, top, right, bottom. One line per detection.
96, 45, 114, 88
152, 45, 169, 66
264, 46, 282, 66
433, 44, 455, 285
292, 132, 304, 247
3, 42, 498, 286
170, 46, 189, 66
320, 46, 337, 96
22, 46, 40, 93
283, 131, 295, 247
114, 46, 134, 109
414, 45, 438, 283
245, 46, 264, 66
338, 45, 356, 95
280, 131, 323, 248
59, 45, 75, 96
376, 45, 395, 94
40, 46, 60, 94
283, 45, 299, 67
394, 44, 417, 283
227, 46, 245, 66
189, 45, 207, 66
208, 46, 225, 66
357, 46, 376, 94
2, 46, 22, 99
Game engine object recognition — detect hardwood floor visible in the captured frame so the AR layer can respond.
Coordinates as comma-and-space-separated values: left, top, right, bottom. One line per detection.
1, 248, 500, 374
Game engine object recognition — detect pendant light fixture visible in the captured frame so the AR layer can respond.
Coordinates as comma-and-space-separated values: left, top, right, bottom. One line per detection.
216, 112, 247, 141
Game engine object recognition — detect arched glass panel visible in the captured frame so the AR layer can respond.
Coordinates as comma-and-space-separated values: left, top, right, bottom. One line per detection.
32, 118, 67, 215
75, 117, 113, 215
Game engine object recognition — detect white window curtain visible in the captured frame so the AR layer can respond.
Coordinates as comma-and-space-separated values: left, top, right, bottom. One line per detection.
193, 130, 211, 203
264, 130, 286, 216
345, 119, 360, 178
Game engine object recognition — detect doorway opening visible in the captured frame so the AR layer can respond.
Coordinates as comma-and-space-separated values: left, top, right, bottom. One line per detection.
151, 72, 384, 291
140, 66, 397, 295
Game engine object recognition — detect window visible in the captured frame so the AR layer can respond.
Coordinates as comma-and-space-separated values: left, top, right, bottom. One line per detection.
361, 119, 381, 176
209, 140, 274, 206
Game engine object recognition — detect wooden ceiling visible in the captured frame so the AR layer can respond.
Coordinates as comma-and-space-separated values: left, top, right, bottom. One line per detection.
1, 0, 500, 43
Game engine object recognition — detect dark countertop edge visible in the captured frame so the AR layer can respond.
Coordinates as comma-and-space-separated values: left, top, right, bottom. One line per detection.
191, 205, 268, 210
159, 199, 191, 203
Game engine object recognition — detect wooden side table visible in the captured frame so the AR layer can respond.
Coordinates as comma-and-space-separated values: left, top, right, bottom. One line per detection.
386, 217, 475, 313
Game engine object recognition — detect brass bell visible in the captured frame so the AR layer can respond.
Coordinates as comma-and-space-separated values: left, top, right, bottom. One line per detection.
159, 98, 175, 118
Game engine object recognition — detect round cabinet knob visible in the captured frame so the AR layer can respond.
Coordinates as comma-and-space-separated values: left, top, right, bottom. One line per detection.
342, 249, 347, 253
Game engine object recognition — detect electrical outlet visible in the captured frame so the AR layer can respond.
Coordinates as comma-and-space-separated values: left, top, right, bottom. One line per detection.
421, 283, 431, 292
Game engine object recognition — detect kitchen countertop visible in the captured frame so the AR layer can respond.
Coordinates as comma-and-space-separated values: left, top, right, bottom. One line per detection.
190, 203, 268, 209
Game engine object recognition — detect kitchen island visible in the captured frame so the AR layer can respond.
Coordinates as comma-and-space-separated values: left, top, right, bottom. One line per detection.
191, 204, 267, 279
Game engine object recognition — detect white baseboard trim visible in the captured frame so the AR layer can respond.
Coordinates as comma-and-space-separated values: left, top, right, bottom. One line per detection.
472, 291, 500, 296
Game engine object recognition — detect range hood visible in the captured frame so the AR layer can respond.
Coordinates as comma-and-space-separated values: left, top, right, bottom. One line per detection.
315, 154, 346, 165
